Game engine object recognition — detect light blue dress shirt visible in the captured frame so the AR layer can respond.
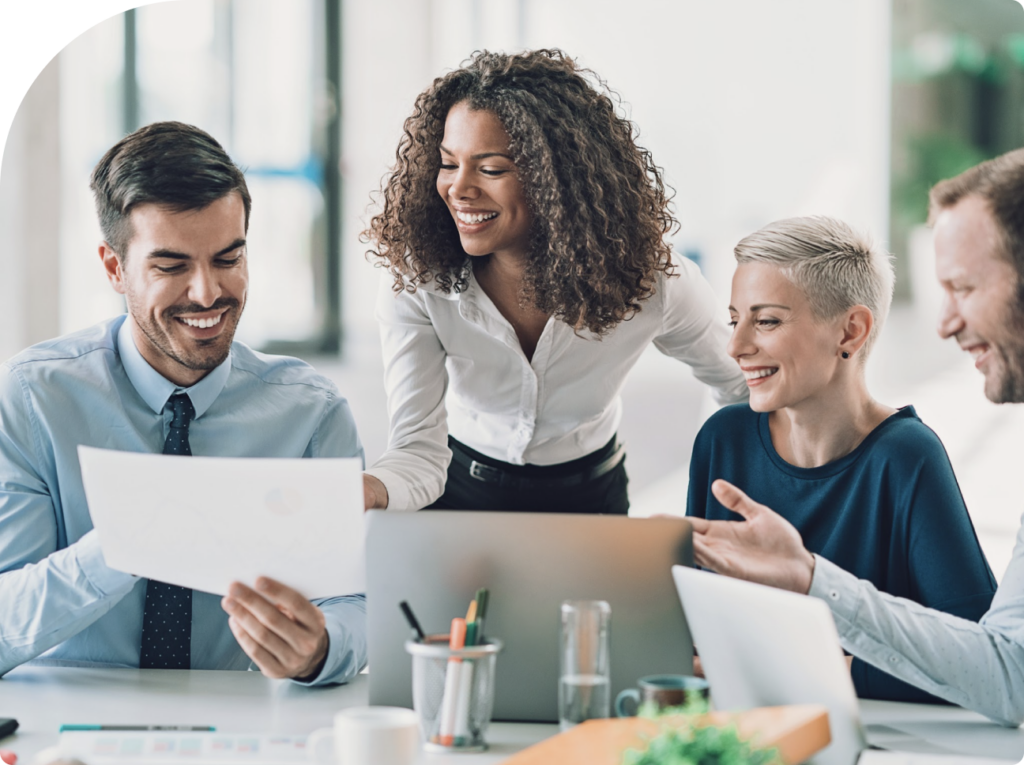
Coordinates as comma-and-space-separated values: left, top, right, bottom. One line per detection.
810, 530, 1024, 727
0, 315, 367, 685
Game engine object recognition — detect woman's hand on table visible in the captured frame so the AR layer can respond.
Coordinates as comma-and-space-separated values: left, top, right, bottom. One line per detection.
363, 474, 389, 511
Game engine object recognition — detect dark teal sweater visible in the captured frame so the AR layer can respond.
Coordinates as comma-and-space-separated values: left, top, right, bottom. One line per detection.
687, 404, 997, 703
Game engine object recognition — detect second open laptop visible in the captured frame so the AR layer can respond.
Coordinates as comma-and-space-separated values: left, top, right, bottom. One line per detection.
367, 510, 694, 722
673, 565, 867, 765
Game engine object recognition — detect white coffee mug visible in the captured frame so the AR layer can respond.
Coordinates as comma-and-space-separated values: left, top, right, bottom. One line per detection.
307, 706, 419, 765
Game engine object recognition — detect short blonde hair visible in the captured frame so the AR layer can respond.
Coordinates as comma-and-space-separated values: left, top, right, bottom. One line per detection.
734, 216, 895, 357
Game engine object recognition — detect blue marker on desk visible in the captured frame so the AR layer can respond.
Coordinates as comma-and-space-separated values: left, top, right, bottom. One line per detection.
59, 725, 215, 732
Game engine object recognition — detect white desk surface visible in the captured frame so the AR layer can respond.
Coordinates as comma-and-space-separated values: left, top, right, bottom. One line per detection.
0, 667, 550, 764
1, 666, 1022, 764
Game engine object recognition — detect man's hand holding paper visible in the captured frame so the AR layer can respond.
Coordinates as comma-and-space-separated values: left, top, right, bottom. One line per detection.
223, 577, 330, 681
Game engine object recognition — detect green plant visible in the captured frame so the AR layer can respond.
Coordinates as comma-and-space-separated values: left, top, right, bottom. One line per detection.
622, 723, 781, 765
622, 701, 781, 765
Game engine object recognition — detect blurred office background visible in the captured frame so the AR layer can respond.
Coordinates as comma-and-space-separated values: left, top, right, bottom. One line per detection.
2, 0, 1023, 577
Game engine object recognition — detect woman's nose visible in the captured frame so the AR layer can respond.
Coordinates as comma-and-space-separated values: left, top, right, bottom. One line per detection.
448, 167, 479, 200
727, 323, 753, 359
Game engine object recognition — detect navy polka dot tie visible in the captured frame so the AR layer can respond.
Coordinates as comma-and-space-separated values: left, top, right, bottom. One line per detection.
139, 393, 195, 669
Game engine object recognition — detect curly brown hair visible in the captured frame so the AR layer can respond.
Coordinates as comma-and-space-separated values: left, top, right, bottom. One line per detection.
363, 48, 678, 334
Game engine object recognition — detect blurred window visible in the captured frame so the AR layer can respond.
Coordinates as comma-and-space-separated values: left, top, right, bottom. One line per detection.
60, 0, 342, 354
890, 0, 1024, 298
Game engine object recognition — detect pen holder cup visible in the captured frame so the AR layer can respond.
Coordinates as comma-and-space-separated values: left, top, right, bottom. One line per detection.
405, 634, 503, 753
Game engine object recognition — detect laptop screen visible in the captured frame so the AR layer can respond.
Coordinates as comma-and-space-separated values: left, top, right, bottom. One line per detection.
367, 510, 694, 722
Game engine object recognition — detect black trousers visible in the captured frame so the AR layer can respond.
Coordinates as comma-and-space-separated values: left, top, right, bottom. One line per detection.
426, 436, 630, 514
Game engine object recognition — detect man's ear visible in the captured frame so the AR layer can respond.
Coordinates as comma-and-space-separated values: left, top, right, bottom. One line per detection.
99, 242, 127, 295
839, 305, 873, 357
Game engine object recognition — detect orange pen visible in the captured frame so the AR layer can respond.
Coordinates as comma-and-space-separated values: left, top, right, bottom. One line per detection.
439, 618, 467, 746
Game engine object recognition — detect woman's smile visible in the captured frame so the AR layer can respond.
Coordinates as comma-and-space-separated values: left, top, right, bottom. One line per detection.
741, 366, 779, 385
453, 208, 499, 226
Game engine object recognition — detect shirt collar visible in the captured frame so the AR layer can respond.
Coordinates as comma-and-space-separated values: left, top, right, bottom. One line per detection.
416, 263, 471, 301
117, 314, 232, 419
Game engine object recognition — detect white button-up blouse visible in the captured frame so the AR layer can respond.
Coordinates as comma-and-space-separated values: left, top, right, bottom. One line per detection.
366, 256, 747, 511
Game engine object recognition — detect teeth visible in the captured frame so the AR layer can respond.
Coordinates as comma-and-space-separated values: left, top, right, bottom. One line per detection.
181, 314, 223, 329
456, 210, 498, 225
744, 368, 778, 380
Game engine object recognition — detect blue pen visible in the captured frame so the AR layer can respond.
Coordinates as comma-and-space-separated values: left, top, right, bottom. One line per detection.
60, 725, 215, 732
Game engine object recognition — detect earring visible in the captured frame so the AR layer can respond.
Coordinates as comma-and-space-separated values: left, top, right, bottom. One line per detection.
841, 351, 850, 359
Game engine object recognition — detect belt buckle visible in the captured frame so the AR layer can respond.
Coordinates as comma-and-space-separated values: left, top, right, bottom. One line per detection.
469, 460, 500, 483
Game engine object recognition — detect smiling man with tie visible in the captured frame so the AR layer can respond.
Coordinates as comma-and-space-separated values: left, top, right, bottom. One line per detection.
0, 121, 366, 684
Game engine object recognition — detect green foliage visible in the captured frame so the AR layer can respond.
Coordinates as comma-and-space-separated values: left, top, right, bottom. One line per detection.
893, 133, 990, 226
622, 722, 781, 765
624, 695, 780, 765
1006, 34, 1024, 69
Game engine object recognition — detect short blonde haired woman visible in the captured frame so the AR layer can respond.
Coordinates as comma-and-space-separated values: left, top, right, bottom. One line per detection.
687, 216, 996, 703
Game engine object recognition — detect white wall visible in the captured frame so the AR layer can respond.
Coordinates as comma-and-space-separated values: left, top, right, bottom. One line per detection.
58, 12, 126, 337
0, 58, 62, 363
340, 0, 434, 343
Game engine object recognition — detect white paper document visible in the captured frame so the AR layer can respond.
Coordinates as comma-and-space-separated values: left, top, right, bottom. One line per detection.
79, 446, 365, 599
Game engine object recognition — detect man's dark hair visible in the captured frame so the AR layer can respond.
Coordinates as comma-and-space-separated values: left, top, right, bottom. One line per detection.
929, 147, 1024, 285
90, 121, 251, 258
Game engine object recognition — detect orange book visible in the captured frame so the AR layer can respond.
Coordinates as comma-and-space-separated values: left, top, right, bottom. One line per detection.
501, 704, 830, 765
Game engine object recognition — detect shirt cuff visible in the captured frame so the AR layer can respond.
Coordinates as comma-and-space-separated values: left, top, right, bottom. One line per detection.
292, 595, 368, 686
75, 529, 138, 596
363, 468, 418, 512
807, 553, 863, 631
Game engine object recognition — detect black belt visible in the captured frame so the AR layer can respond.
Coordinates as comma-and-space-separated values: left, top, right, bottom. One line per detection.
450, 439, 626, 490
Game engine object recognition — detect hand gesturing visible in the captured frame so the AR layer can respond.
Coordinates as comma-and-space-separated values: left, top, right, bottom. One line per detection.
689, 479, 816, 595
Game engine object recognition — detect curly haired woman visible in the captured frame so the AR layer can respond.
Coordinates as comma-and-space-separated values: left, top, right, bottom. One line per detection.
361, 49, 747, 512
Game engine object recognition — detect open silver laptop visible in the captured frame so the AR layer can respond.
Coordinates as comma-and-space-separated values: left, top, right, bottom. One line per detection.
367, 511, 694, 722
672, 566, 867, 765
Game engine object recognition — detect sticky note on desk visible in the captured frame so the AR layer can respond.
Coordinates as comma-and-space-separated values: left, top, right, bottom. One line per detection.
59, 732, 309, 763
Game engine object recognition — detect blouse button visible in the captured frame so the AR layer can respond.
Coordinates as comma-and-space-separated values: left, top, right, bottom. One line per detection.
829, 590, 840, 601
